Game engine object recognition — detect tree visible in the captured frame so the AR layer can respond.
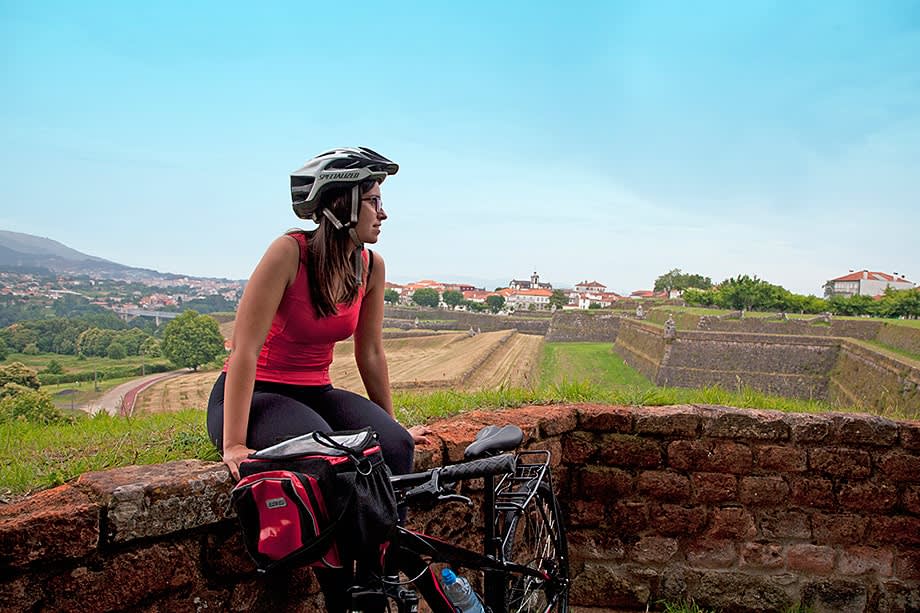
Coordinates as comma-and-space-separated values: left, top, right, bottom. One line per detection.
464, 300, 488, 313
411, 288, 440, 308
161, 310, 226, 371
384, 289, 399, 305
141, 337, 162, 358
43, 359, 63, 375
549, 289, 568, 310
654, 268, 713, 295
107, 342, 127, 360
485, 295, 505, 313
442, 290, 464, 310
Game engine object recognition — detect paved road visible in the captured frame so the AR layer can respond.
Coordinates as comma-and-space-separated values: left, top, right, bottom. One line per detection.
80, 370, 187, 416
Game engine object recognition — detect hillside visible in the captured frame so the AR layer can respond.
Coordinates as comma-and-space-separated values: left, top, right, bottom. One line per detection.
1, 229, 205, 281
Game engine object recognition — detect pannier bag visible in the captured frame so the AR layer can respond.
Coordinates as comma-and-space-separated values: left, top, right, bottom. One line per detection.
230, 427, 398, 573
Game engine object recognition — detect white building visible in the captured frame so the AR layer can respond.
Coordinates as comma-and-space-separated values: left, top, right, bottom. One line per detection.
824, 270, 915, 298
504, 288, 552, 310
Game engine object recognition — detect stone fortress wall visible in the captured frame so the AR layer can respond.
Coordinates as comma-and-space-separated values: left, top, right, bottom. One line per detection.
3, 405, 918, 612
613, 319, 920, 415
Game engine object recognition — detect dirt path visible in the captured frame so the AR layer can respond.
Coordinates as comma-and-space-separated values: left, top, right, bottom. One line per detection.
80, 370, 187, 416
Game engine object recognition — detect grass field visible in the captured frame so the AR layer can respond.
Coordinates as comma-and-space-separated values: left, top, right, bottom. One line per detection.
539, 342, 653, 389
5, 352, 170, 374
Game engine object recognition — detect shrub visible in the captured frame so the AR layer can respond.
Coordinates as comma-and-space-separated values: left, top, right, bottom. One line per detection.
0, 388, 69, 424
43, 359, 64, 375
0, 361, 41, 390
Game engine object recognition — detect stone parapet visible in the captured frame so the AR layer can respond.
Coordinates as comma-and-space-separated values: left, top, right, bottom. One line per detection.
2, 405, 918, 612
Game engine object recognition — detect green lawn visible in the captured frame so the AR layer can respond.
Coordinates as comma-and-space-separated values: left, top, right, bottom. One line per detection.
539, 342, 653, 389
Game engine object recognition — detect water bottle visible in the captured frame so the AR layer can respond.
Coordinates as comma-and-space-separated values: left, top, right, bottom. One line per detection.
440, 568, 485, 613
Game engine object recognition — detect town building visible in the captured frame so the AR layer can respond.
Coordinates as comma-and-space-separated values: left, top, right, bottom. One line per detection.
823, 270, 915, 298
575, 280, 607, 293
503, 287, 552, 310
509, 271, 552, 291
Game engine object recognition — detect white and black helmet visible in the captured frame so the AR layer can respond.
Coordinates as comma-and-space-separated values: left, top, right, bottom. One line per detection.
290, 147, 398, 221
290, 147, 398, 284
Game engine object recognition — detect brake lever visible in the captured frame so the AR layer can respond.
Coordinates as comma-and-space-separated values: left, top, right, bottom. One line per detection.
437, 493, 473, 507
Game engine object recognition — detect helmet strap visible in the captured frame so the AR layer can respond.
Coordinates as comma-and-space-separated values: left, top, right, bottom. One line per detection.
321, 208, 344, 230
348, 184, 365, 285
318, 185, 365, 285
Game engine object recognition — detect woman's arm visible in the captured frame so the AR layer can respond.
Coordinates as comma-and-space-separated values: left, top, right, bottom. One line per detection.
354, 251, 393, 416
222, 234, 299, 478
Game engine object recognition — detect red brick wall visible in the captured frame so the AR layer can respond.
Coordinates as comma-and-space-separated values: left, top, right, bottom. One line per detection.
1, 405, 918, 612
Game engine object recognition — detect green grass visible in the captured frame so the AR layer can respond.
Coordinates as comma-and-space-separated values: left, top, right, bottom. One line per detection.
5, 352, 170, 374
539, 342, 654, 389
861, 340, 920, 366
0, 409, 218, 498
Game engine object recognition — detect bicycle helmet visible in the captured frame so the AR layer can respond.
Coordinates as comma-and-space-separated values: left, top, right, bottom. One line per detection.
290, 147, 398, 284
291, 147, 398, 221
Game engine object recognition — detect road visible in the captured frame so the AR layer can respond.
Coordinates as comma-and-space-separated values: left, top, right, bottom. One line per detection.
80, 370, 187, 416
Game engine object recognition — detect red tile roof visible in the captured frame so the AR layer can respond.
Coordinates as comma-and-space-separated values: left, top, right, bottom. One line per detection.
831, 270, 913, 283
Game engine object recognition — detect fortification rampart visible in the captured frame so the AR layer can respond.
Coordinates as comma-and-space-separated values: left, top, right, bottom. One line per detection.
544, 311, 622, 342
614, 320, 920, 414
876, 323, 920, 356
612, 319, 667, 381
383, 306, 551, 334
829, 341, 920, 414
2, 405, 918, 612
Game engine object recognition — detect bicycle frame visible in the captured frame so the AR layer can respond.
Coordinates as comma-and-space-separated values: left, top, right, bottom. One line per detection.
351, 449, 565, 613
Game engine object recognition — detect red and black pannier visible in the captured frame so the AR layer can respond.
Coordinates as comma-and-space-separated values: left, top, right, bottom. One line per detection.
230, 428, 397, 572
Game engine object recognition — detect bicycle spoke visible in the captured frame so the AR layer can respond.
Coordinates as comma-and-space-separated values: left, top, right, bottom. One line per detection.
501, 482, 569, 612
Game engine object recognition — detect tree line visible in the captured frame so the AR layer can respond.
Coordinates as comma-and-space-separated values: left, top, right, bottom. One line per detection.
655, 269, 920, 317
0, 310, 226, 372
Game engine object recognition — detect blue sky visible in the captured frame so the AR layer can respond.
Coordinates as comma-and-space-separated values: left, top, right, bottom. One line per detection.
2, 1, 918, 295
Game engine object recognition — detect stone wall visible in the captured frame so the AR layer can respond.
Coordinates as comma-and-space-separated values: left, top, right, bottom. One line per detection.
383, 306, 551, 335
545, 312, 623, 342
614, 320, 920, 415
829, 341, 920, 414
2, 405, 918, 612
699, 317, 882, 340
876, 323, 920, 357
657, 331, 839, 401
612, 320, 667, 382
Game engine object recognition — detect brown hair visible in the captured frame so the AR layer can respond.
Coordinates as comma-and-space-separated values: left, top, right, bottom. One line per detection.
290, 179, 377, 318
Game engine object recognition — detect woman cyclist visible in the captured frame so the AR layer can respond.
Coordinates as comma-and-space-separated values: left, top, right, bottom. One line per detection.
206, 147, 430, 611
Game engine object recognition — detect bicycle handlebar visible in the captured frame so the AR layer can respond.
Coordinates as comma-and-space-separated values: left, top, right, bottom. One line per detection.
439, 453, 516, 483
391, 453, 516, 501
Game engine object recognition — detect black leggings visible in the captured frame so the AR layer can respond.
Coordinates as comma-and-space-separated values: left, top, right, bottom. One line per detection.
207, 372, 416, 613
206, 372, 414, 476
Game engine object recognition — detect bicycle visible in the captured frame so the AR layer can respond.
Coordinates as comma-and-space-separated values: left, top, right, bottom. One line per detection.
346, 424, 570, 612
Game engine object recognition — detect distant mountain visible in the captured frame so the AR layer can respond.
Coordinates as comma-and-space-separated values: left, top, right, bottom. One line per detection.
0, 229, 178, 280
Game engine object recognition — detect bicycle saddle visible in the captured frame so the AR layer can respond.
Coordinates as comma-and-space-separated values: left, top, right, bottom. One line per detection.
464, 424, 524, 459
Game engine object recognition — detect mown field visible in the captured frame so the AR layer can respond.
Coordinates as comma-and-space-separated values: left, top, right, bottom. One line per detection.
130, 330, 544, 413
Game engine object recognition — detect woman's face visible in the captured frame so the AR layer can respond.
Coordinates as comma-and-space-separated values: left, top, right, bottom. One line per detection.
356, 182, 387, 244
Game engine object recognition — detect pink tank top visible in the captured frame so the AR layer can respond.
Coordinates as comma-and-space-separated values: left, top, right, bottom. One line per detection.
227, 232, 367, 386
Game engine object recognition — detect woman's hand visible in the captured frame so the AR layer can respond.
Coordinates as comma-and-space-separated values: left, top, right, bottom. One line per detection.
408, 425, 433, 445
223, 443, 256, 480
